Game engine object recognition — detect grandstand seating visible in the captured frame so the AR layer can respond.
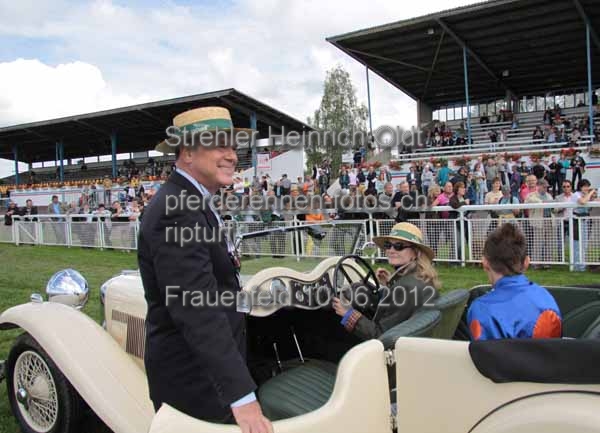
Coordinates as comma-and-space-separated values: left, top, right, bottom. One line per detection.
2, 106, 596, 191
444, 106, 594, 146
2, 147, 255, 187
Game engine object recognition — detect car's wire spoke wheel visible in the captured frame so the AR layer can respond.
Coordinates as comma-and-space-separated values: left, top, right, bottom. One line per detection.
6, 333, 84, 433
14, 350, 59, 432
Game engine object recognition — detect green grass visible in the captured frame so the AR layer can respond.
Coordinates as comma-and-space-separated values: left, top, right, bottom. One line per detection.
0, 244, 599, 432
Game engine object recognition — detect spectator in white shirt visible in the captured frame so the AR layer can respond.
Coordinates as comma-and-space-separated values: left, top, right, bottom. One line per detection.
233, 177, 245, 199
572, 179, 597, 271
348, 169, 358, 192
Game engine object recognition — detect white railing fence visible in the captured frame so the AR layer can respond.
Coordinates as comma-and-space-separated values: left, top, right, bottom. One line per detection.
2, 202, 599, 270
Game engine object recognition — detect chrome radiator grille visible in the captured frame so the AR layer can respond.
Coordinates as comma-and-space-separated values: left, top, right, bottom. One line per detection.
112, 310, 146, 359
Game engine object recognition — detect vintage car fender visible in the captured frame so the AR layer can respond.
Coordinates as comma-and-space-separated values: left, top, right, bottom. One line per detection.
395, 338, 600, 433
148, 339, 392, 433
0, 301, 154, 433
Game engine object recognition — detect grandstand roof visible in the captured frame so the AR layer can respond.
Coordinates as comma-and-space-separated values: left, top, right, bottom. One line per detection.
328, 0, 600, 107
0, 88, 310, 163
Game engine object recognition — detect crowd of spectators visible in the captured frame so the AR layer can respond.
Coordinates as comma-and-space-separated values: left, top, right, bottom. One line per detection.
0, 158, 177, 197
3, 182, 154, 248
390, 151, 590, 203
2, 148, 598, 267
215, 150, 598, 268
3, 178, 153, 242
423, 122, 469, 148
532, 105, 596, 145
421, 104, 599, 153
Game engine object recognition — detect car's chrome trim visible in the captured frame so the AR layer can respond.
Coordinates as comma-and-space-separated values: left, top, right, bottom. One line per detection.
30, 294, 43, 304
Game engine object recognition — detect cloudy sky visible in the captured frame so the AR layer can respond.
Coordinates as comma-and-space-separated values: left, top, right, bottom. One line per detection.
0, 0, 481, 178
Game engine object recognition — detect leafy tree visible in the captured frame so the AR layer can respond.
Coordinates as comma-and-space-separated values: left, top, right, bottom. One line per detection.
306, 65, 369, 174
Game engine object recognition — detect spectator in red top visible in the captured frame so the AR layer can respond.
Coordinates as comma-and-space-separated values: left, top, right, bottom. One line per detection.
520, 174, 539, 262
520, 175, 537, 203
434, 181, 454, 219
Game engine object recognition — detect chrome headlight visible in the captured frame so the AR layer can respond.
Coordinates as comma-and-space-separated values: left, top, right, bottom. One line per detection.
46, 269, 89, 309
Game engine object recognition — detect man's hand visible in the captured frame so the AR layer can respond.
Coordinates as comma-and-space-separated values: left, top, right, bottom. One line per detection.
231, 401, 273, 433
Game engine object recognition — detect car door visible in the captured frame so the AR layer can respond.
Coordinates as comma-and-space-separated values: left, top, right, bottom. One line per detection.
394, 337, 600, 433
148, 339, 393, 433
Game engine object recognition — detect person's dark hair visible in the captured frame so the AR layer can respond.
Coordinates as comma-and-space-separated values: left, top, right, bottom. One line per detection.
577, 179, 591, 191
454, 181, 465, 194
51, 195, 58, 200
483, 223, 528, 276
561, 180, 572, 188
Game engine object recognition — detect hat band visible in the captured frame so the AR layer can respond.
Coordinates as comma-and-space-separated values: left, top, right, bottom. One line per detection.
389, 229, 423, 244
174, 118, 234, 135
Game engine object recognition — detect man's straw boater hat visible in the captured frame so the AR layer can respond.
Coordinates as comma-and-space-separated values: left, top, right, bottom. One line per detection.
155, 106, 254, 154
373, 222, 435, 260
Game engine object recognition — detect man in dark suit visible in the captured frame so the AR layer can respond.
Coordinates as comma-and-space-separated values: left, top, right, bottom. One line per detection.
138, 107, 273, 433
20, 199, 38, 221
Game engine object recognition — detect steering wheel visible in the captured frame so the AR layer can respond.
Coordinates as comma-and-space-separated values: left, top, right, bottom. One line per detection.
333, 255, 380, 317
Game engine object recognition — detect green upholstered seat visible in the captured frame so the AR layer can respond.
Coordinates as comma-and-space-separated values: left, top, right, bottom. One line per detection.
258, 310, 442, 420
258, 359, 337, 421
562, 301, 600, 338
582, 315, 600, 339
426, 289, 469, 339
546, 286, 600, 317
378, 309, 442, 349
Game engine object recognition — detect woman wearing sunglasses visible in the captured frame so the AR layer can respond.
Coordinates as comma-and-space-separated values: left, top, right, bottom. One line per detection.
332, 222, 440, 340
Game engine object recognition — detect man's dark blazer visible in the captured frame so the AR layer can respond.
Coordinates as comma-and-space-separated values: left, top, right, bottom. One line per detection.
20, 206, 38, 221
137, 170, 256, 422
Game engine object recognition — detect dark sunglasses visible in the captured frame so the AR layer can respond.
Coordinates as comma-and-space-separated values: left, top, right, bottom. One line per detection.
383, 241, 413, 251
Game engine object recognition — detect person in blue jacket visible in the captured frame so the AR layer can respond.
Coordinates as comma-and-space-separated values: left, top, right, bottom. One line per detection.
468, 223, 562, 340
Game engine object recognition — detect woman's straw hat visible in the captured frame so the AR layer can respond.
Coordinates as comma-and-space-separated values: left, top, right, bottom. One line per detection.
155, 106, 254, 154
372, 222, 434, 259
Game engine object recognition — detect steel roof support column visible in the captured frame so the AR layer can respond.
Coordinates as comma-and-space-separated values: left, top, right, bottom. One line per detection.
436, 18, 515, 96
58, 140, 64, 182
422, 30, 445, 100
587, 24, 595, 143
366, 66, 374, 151
13, 144, 19, 186
250, 112, 257, 177
463, 47, 472, 147
111, 132, 117, 179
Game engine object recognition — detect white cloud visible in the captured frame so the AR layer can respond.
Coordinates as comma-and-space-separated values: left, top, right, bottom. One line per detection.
0, 58, 147, 125
0, 0, 482, 177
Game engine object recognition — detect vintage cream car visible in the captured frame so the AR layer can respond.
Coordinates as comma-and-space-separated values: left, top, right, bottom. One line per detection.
1, 252, 600, 433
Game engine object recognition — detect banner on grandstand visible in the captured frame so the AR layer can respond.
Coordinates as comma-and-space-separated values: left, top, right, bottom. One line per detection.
257, 152, 271, 170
